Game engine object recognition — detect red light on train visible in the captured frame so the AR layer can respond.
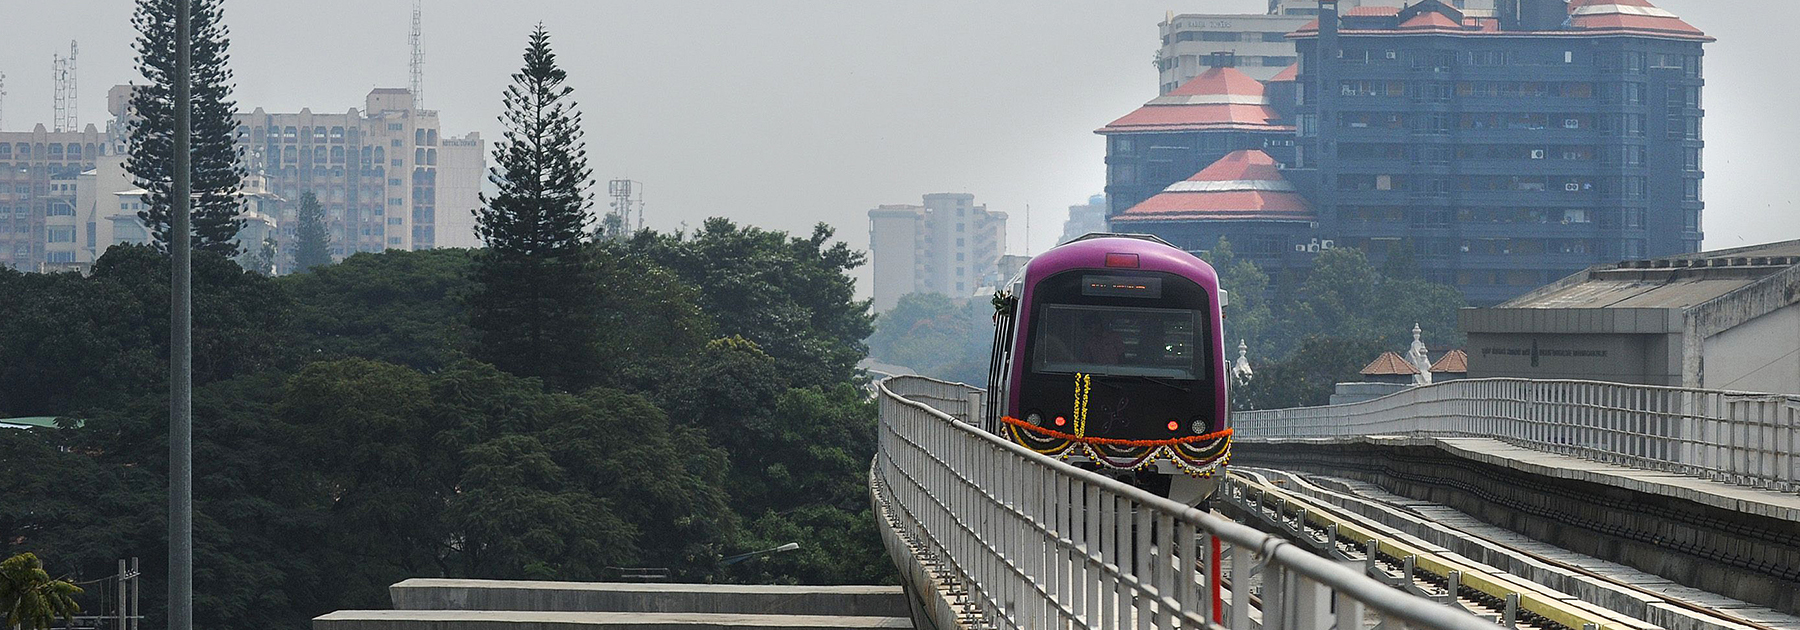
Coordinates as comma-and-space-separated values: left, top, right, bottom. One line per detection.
1104, 253, 1139, 268
1167, 420, 1180, 432
1054, 416, 1067, 427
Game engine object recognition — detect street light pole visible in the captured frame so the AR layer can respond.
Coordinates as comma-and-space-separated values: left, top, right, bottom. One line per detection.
169, 1, 194, 630
720, 542, 800, 566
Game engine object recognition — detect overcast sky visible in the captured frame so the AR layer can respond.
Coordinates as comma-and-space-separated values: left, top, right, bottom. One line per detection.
3, 1, 1795, 297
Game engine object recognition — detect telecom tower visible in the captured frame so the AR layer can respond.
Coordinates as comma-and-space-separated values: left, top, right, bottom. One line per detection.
52, 41, 77, 132
0, 72, 7, 130
410, 0, 424, 108
608, 179, 644, 236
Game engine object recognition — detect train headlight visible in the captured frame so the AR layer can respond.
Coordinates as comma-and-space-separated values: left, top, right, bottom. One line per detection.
1027, 412, 1043, 426
1191, 418, 1207, 433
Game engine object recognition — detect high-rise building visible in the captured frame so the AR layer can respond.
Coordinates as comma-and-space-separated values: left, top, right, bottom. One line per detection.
1059, 194, 1107, 245
1156, 0, 1495, 88
0, 124, 105, 271
1286, 0, 1710, 304
867, 193, 1008, 313
229, 87, 483, 266
435, 132, 484, 249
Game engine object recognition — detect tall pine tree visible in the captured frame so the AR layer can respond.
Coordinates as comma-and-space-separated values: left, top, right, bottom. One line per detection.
126, 0, 245, 255
470, 26, 601, 391
291, 191, 332, 272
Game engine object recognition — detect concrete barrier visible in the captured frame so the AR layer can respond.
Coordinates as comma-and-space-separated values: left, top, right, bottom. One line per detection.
385, 579, 909, 618
315, 610, 913, 630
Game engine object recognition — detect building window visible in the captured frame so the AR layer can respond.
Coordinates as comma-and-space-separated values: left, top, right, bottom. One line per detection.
46, 227, 75, 243
1200, 31, 1238, 42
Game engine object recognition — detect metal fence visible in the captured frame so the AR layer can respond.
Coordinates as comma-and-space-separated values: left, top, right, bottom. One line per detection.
1233, 378, 1800, 494
873, 375, 1496, 630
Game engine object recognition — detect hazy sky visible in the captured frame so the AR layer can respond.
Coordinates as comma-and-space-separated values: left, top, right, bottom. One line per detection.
3, 1, 1796, 297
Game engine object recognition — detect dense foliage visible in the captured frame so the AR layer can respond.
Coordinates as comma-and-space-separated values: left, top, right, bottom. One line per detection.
0, 217, 889, 628
867, 239, 1466, 409
864, 293, 993, 386
126, 0, 245, 255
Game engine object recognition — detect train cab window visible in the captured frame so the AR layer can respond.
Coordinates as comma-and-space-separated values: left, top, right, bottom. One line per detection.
1033, 304, 1199, 380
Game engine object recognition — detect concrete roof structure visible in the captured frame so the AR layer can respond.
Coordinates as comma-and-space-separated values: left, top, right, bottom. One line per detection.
1461, 240, 1800, 392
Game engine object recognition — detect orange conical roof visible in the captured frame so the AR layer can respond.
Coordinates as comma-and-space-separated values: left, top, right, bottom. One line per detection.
1112, 150, 1314, 224
1429, 349, 1469, 374
1097, 67, 1289, 135
1361, 352, 1420, 376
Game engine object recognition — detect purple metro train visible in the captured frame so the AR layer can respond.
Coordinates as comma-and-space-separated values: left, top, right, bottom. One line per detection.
983, 233, 1231, 505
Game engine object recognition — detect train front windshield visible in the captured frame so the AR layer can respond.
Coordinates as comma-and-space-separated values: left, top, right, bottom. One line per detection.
1032, 304, 1201, 380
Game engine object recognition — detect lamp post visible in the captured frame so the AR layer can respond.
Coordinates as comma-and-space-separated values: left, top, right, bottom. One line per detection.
720, 542, 800, 566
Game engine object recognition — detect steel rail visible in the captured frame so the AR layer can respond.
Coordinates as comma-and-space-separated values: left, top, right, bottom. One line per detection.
1243, 468, 1788, 630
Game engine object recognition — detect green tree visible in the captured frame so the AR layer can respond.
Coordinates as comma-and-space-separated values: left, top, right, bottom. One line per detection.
291, 192, 333, 272
0, 245, 288, 418
1197, 237, 1277, 359
624, 219, 874, 389
470, 25, 601, 391
0, 553, 83, 630
126, 0, 245, 254
1235, 337, 1389, 410
280, 248, 478, 372
864, 293, 991, 386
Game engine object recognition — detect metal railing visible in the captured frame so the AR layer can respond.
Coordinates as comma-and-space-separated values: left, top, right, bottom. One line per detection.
873, 375, 1496, 630
1234, 378, 1800, 494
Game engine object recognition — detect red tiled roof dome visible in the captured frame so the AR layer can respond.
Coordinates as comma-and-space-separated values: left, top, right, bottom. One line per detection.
1430, 349, 1469, 374
1269, 63, 1299, 83
1112, 150, 1315, 224
1097, 67, 1291, 135
1566, 0, 1706, 37
1361, 352, 1419, 376
1398, 10, 1464, 30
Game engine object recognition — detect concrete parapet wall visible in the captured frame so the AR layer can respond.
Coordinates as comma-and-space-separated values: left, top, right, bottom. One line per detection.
386, 580, 908, 618
1235, 437, 1800, 615
315, 610, 913, 630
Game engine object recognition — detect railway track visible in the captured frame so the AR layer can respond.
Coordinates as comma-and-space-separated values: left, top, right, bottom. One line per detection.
1224, 469, 1787, 630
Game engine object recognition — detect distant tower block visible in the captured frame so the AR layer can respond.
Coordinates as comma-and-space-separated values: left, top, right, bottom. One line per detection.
410, 0, 424, 108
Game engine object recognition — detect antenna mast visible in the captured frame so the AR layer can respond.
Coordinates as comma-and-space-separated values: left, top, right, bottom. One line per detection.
52, 41, 77, 132
0, 72, 7, 130
608, 179, 644, 236
410, 0, 424, 108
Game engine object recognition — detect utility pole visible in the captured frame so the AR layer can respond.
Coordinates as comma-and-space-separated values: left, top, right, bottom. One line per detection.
170, 2, 194, 630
